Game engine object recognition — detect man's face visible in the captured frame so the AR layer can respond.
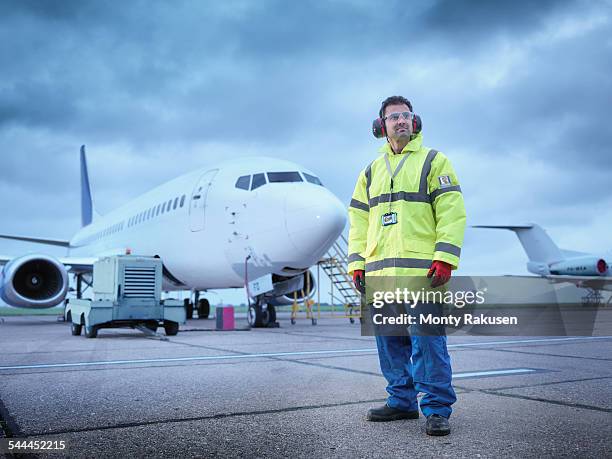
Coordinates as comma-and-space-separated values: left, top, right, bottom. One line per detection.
383, 103, 413, 141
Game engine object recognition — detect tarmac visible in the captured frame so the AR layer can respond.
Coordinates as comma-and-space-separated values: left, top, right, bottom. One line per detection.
0, 311, 610, 458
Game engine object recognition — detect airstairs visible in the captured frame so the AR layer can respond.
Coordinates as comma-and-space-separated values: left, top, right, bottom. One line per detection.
317, 234, 361, 323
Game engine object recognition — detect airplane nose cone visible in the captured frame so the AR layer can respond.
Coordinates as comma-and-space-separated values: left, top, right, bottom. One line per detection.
285, 187, 347, 261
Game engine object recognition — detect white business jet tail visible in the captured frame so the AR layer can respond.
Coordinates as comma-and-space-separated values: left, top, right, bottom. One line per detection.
472, 224, 564, 264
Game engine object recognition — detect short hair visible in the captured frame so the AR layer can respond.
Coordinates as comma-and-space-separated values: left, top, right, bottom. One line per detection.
379, 96, 413, 118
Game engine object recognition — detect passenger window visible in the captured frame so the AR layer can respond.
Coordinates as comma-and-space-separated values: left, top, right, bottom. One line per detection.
180, 195, 186, 207
167, 199, 172, 210
267, 172, 303, 183
173, 197, 179, 209
251, 173, 266, 190
235, 175, 251, 190
303, 172, 323, 186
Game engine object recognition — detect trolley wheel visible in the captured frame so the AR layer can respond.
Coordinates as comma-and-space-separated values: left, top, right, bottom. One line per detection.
291, 318, 296, 325
164, 321, 179, 336
198, 298, 210, 319
84, 324, 98, 338
71, 322, 82, 336
311, 318, 317, 326
350, 318, 355, 324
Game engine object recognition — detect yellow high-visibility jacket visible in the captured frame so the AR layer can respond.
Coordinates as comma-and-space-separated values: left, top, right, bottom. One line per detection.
348, 133, 466, 276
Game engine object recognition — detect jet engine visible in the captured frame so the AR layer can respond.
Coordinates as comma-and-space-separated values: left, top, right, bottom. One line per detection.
0, 254, 69, 308
265, 270, 316, 306
548, 257, 609, 277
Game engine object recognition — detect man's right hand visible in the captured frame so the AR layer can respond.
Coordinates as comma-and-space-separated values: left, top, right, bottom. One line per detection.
352, 269, 365, 294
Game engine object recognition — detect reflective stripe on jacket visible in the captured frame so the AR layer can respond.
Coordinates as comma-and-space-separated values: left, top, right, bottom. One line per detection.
347, 132, 466, 276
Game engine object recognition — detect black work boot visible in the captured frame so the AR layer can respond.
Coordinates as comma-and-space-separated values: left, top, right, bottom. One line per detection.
366, 404, 419, 422
426, 414, 450, 436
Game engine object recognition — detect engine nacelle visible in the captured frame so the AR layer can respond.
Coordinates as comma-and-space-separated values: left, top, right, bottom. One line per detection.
0, 254, 69, 309
264, 271, 316, 306
548, 257, 609, 277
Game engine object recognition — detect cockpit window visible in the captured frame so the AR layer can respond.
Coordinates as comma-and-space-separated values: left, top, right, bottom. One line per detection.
251, 173, 266, 190
303, 172, 323, 186
267, 172, 303, 183
235, 175, 251, 190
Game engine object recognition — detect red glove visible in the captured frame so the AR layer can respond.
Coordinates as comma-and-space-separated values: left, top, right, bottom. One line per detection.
427, 261, 452, 288
352, 269, 365, 294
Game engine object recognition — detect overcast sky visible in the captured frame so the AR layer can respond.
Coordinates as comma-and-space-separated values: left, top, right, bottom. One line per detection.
1, 0, 611, 306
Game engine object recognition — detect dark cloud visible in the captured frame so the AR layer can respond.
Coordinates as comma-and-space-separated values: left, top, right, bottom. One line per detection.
0, 0, 102, 21
1, 0, 608, 153
0, 1, 415, 143
421, 0, 574, 39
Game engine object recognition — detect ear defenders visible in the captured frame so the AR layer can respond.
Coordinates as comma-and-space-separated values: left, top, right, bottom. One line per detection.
372, 108, 422, 139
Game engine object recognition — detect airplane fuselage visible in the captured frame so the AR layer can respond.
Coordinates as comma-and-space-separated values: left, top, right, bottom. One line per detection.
68, 157, 346, 291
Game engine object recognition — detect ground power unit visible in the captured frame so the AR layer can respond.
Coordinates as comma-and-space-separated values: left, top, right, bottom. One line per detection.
65, 255, 185, 338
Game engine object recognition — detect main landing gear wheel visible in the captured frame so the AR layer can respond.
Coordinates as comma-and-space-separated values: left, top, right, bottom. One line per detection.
198, 298, 210, 319
248, 304, 276, 327
184, 299, 194, 320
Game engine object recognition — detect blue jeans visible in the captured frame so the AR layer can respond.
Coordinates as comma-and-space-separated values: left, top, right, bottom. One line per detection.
374, 333, 456, 418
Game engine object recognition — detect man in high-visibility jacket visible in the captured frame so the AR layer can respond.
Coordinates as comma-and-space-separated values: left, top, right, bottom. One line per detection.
348, 96, 466, 436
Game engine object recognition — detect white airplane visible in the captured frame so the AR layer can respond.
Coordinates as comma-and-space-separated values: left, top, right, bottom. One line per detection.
0, 146, 347, 326
473, 224, 612, 303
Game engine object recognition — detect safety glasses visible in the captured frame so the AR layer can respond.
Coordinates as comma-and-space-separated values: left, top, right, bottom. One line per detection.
384, 111, 413, 122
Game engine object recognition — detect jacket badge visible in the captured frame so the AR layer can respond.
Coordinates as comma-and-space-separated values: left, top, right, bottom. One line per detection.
438, 175, 452, 188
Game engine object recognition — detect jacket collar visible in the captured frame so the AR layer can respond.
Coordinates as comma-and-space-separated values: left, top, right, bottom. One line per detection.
378, 132, 423, 156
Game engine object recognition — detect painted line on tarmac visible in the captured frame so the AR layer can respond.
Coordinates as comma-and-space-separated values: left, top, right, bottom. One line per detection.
453, 368, 535, 378
447, 336, 612, 348
0, 348, 377, 370
0, 336, 609, 371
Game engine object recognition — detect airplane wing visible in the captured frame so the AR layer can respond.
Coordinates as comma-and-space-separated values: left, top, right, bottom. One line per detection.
0, 233, 89, 270
0, 254, 96, 273
0, 234, 71, 247
545, 275, 612, 292
58, 256, 97, 273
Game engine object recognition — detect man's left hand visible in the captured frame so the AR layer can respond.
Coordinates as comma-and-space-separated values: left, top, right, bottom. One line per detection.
427, 261, 452, 288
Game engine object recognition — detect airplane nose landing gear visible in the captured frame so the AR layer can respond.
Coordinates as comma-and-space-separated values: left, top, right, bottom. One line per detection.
247, 300, 277, 328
